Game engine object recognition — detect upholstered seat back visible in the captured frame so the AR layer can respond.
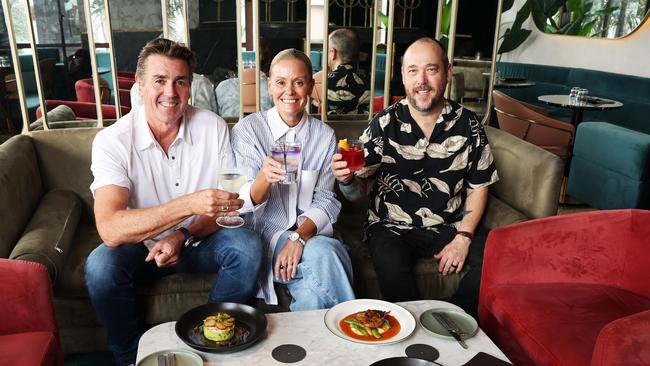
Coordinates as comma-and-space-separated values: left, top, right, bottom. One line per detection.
493, 90, 575, 157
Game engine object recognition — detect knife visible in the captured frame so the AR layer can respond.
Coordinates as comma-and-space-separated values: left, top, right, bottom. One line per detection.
432, 312, 468, 349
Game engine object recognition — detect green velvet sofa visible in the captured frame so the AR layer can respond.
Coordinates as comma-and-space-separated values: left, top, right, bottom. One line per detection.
496, 62, 650, 209
0, 121, 564, 354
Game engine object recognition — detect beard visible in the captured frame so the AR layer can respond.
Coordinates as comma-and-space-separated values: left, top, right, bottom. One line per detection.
406, 85, 443, 113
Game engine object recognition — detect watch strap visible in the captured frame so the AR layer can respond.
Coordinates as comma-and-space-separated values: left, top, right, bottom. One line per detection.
175, 227, 192, 241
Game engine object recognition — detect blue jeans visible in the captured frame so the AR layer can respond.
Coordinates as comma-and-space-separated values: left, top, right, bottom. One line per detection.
85, 227, 262, 366
273, 232, 355, 311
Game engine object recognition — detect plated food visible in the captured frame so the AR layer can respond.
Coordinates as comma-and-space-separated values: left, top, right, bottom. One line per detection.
175, 302, 267, 353
324, 299, 416, 345
202, 312, 236, 342
339, 309, 401, 341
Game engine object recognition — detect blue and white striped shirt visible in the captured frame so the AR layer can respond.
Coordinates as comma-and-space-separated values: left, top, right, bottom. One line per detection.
232, 107, 341, 304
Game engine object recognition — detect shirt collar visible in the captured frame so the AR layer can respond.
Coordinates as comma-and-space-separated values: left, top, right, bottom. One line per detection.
134, 105, 192, 151
267, 106, 308, 142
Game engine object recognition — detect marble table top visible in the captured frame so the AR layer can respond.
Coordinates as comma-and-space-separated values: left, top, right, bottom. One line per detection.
136, 300, 510, 365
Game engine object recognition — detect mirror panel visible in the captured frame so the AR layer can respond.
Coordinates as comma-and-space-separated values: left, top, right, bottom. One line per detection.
505, 0, 649, 41
448, 0, 498, 119
323, 0, 372, 120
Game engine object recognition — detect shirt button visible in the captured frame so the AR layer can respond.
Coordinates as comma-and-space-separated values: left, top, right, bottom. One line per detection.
175, 183, 179, 187
172, 156, 175, 160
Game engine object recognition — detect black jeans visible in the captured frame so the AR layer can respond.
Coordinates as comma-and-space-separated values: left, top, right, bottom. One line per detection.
366, 224, 487, 319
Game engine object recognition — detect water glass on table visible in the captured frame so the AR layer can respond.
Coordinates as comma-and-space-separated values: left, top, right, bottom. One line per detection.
271, 141, 302, 184
569, 87, 581, 104
338, 139, 364, 173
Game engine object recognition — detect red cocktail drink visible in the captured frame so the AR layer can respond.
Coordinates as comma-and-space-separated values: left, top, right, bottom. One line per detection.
339, 141, 364, 173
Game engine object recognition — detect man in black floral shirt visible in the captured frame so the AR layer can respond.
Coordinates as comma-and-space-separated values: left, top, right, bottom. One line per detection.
332, 38, 498, 317
326, 28, 370, 115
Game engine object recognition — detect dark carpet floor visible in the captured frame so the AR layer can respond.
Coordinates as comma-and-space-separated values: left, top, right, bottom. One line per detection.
64, 351, 115, 366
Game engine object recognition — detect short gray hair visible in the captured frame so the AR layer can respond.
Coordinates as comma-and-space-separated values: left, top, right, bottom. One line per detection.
329, 28, 359, 65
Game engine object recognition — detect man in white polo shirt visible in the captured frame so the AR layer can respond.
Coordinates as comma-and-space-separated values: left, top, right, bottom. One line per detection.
84, 38, 262, 366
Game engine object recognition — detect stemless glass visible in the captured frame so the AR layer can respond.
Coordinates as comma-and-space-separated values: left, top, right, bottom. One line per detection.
271, 141, 302, 184
338, 139, 365, 173
216, 153, 247, 228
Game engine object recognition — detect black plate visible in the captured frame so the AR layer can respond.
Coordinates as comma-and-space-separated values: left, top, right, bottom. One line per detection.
175, 302, 267, 353
370, 357, 437, 366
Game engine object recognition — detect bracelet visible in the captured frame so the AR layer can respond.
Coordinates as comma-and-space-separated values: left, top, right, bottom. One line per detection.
456, 230, 474, 242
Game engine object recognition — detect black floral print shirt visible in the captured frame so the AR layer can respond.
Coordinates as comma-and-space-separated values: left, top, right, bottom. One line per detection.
357, 98, 499, 232
327, 64, 370, 115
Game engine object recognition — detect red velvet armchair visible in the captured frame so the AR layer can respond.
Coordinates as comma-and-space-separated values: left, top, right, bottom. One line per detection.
479, 209, 650, 366
75, 77, 133, 108
0, 259, 63, 366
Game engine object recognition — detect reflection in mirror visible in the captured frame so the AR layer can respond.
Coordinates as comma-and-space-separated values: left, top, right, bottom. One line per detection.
109, 0, 162, 121
503, 0, 649, 44
324, 1, 372, 119
447, 0, 498, 119
186, 0, 236, 119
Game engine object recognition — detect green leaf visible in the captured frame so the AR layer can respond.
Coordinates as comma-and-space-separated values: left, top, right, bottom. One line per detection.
502, 0, 515, 12
498, 28, 532, 54
512, 1, 532, 30
378, 12, 389, 29
578, 19, 596, 36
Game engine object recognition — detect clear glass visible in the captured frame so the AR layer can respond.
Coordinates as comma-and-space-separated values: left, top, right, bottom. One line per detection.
338, 140, 365, 173
271, 141, 302, 184
216, 153, 247, 228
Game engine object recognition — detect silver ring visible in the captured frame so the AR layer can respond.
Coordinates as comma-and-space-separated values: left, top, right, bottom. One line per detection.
279, 265, 285, 270
450, 264, 458, 268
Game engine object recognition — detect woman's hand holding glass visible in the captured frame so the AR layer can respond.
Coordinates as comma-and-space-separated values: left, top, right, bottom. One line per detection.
259, 156, 287, 184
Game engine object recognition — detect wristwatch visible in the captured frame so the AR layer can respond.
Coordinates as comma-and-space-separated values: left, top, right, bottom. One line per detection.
175, 227, 195, 247
288, 232, 307, 246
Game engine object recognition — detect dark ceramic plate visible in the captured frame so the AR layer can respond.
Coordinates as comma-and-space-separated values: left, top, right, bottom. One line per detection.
175, 302, 267, 353
370, 357, 437, 366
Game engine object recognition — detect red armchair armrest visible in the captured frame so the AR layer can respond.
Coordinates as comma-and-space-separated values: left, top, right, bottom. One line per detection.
590, 309, 650, 366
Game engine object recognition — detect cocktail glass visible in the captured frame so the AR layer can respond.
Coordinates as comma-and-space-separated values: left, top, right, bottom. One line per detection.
271, 141, 302, 184
339, 140, 364, 173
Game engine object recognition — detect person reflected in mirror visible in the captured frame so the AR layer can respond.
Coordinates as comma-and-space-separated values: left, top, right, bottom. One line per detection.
232, 49, 355, 311
331, 38, 498, 319
323, 28, 370, 115
85, 38, 262, 366
214, 37, 274, 118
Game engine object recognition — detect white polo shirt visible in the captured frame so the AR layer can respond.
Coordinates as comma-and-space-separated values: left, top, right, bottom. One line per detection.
90, 105, 231, 247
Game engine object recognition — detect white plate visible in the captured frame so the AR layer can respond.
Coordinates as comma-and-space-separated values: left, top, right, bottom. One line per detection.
324, 299, 416, 345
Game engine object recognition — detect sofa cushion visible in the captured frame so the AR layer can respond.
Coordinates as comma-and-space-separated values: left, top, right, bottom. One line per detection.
484, 126, 563, 223
31, 128, 99, 218
53, 222, 101, 295
30, 104, 77, 130
573, 122, 650, 181
484, 283, 650, 366
0, 135, 42, 259
0, 331, 61, 366
10, 190, 82, 282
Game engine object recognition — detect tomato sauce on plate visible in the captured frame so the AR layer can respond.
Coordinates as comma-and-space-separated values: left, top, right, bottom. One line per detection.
339, 313, 401, 341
